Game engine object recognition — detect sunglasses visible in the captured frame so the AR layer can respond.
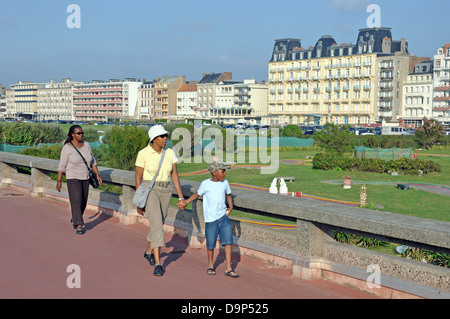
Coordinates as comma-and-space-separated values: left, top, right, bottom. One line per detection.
157, 134, 169, 139
74, 132, 84, 135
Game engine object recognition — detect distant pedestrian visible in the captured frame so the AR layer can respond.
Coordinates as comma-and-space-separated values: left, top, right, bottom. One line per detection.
178, 162, 239, 278
57, 125, 102, 235
135, 125, 186, 276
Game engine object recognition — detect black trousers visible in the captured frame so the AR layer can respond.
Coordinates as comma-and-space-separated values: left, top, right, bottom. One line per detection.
67, 179, 90, 226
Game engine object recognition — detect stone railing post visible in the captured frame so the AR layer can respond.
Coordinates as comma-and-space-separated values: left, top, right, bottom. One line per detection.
296, 219, 326, 257
295, 219, 327, 280
30, 161, 50, 197
121, 185, 139, 225
0, 161, 14, 187
187, 197, 205, 248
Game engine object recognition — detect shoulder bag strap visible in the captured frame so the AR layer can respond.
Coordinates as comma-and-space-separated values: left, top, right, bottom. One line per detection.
70, 141, 92, 171
148, 149, 166, 189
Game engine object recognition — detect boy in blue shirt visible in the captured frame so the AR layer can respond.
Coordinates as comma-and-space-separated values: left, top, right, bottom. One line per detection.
178, 162, 239, 278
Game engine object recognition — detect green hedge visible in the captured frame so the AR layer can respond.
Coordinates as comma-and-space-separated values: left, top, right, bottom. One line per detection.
312, 152, 441, 175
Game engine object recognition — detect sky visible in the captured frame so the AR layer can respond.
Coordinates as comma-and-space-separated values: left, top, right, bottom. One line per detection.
1, 0, 449, 86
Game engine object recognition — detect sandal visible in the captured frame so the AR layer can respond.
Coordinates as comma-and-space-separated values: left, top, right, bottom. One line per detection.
207, 268, 216, 275
224, 270, 239, 278
75, 225, 84, 235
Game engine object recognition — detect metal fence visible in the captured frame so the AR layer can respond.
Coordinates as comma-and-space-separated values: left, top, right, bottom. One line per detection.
354, 146, 414, 160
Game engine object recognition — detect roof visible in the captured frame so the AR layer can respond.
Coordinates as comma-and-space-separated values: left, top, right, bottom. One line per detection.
199, 73, 223, 84
178, 83, 197, 92
270, 27, 408, 62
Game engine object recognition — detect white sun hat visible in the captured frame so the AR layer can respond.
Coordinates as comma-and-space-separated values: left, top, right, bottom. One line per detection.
148, 125, 169, 142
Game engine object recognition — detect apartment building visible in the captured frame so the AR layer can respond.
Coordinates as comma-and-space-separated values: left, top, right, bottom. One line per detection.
209, 80, 243, 122
72, 79, 142, 121
37, 78, 82, 121
0, 85, 6, 119
267, 27, 416, 126
433, 43, 450, 122
402, 60, 434, 127
137, 81, 154, 120
152, 75, 185, 119
5, 81, 47, 120
176, 82, 197, 118
196, 72, 233, 118
232, 79, 268, 125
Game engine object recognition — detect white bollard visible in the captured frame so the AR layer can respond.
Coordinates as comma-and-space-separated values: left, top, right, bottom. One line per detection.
279, 178, 288, 195
269, 178, 278, 194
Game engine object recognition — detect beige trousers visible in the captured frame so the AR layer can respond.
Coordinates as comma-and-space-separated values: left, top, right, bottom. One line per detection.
145, 184, 172, 248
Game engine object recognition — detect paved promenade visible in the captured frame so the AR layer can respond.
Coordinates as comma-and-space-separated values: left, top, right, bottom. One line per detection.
0, 186, 377, 300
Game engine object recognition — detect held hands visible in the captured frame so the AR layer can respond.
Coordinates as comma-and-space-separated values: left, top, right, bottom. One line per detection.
177, 199, 187, 210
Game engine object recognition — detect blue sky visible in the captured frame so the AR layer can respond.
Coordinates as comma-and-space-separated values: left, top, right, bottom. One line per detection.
1, 0, 449, 86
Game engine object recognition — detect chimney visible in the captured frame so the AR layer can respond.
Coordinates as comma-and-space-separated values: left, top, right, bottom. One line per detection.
382, 37, 391, 54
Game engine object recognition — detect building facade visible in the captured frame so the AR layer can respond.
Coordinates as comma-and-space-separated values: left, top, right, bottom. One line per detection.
267, 27, 416, 126
433, 43, 450, 122
176, 82, 197, 118
37, 79, 82, 121
0, 85, 6, 119
137, 81, 154, 120
196, 72, 233, 117
72, 79, 142, 121
401, 60, 434, 127
5, 81, 46, 120
232, 79, 268, 125
152, 75, 186, 119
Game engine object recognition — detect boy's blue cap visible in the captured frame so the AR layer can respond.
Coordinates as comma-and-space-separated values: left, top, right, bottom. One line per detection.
208, 162, 229, 173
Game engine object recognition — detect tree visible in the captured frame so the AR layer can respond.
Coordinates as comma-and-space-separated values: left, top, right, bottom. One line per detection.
283, 124, 303, 138
314, 123, 353, 155
415, 118, 445, 149
100, 125, 149, 170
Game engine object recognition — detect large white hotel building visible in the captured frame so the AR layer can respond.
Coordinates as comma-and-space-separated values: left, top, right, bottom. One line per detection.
267, 27, 428, 126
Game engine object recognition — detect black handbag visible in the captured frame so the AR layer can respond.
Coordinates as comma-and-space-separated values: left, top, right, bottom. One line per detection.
70, 142, 100, 188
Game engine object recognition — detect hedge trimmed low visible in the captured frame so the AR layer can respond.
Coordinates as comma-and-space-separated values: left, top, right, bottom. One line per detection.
312, 152, 441, 175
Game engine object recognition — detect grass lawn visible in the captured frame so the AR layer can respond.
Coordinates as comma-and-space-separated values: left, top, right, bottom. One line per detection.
177, 148, 450, 222
58, 124, 450, 222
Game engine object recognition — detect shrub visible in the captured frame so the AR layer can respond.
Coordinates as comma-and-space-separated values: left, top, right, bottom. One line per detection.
415, 117, 446, 149
18, 144, 63, 160
2, 122, 43, 146
312, 152, 441, 175
35, 124, 66, 143
314, 123, 353, 155
99, 125, 149, 170
1, 122, 67, 145
283, 124, 303, 138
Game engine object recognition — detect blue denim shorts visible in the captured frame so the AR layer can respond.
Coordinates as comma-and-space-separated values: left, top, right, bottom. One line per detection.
205, 214, 233, 250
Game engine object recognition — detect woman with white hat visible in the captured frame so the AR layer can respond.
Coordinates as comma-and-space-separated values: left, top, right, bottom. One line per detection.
135, 125, 186, 276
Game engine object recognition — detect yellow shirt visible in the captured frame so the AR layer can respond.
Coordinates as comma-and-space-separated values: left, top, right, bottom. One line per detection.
135, 146, 178, 182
